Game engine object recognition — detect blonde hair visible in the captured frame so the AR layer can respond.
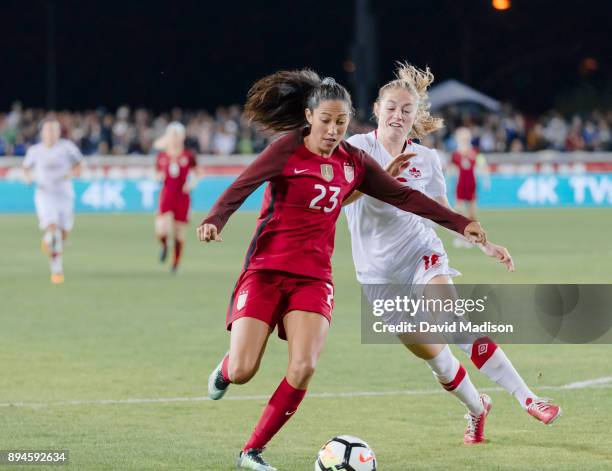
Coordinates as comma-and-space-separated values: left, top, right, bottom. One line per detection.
153, 121, 186, 150
376, 62, 443, 139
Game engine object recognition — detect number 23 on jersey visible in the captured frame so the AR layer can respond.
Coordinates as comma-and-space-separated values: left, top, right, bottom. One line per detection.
309, 184, 341, 213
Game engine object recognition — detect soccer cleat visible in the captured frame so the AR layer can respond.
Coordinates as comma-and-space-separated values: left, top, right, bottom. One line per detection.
208, 355, 230, 400
236, 448, 277, 471
527, 398, 562, 425
464, 393, 492, 445
50, 273, 65, 284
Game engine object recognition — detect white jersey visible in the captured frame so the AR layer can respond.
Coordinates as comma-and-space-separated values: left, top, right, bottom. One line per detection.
344, 131, 459, 284
23, 139, 82, 198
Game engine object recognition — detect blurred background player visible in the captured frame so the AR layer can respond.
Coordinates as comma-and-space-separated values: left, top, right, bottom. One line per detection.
22, 118, 83, 284
154, 122, 198, 273
344, 63, 561, 444
450, 127, 490, 247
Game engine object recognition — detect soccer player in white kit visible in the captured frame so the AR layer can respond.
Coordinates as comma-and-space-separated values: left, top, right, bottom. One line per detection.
343, 63, 561, 444
23, 119, 83, 284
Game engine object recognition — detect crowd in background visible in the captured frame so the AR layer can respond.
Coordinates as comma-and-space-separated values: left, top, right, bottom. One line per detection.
1, 101, 611, 157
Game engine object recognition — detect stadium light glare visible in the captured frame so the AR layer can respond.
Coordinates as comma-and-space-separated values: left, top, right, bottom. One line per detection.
492, 0, 511, 10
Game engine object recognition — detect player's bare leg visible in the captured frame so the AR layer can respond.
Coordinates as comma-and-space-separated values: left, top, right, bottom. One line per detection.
238, 311, 328, 471
208, 317, 271, 400
171, 220, 186, 273
155, 213, 172, 263
407, 276, 492, 443
428, 275, 562, 425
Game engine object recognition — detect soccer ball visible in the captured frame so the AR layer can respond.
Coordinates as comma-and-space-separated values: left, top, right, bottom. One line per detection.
315, 435, 376, 471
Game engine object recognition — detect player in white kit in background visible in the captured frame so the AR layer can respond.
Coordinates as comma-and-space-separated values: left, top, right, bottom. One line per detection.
344, 63, 561, 444
22, 119, 83, 284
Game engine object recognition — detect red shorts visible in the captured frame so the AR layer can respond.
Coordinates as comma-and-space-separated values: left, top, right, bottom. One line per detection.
456, 182, 476, 202
226, 269, 334, 340
159, 191, 190, 223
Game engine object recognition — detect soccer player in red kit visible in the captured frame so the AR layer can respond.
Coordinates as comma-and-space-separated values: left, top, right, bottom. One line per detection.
198, 70, 487, 470
451, 126, 481, 221
155, 122, 197, 272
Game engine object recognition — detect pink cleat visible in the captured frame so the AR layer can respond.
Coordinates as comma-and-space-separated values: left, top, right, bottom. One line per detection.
464, 394, 492, 445
527, 398, 562, 425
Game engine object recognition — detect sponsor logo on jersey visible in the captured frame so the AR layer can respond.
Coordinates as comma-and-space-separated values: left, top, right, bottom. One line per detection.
294, 168, 308, 174
409, 167, 421, 178
343, 163, 354, 182
320, 164, 334, 182
236, 290, 248, 310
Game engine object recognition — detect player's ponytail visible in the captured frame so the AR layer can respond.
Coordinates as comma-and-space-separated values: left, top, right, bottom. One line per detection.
244, 70, 353, 132
377, 61, 443, 139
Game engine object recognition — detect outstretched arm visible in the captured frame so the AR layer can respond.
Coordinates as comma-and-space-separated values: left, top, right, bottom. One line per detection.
433, 195, 514, 271
198, 131, 300, 241
357, 151, 486, 242
343, 150, 415, 206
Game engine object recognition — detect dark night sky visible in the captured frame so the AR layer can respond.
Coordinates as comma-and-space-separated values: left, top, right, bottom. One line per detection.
2, 0, 610, 114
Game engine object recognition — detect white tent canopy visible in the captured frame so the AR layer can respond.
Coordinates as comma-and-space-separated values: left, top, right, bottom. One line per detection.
428, 79, 501, 111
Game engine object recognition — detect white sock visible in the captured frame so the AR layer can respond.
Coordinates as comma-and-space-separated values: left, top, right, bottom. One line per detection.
477, 348, 536, 409
52, 229, 63, 254
460, 340, 537, 409
50, 255, 63, 274
48, 229, 64, 275
426, 346, 483, 415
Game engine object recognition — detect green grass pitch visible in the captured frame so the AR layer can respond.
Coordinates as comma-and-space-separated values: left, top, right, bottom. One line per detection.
1, 208, 611, 470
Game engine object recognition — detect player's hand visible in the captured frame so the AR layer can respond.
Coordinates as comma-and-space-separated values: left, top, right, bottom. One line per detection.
197, 223, 222, 243
463, 221, 486, 245
480, 241, 514, 272
385, 152, 417, 177
182, 183, 190, 194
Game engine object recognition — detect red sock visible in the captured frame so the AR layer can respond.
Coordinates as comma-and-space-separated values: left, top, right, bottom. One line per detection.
243, 377, 306, 451
221, 354, 231, 383
173, 239, 183, 268
470, 336, 498, 369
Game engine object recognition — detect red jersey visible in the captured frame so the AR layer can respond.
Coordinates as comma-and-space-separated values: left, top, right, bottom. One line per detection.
451, 149, 477, 189
204, 131, 470, 283
156, 150, 196, 195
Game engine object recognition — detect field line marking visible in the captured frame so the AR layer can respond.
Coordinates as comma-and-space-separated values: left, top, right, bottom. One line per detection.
557, 376, 612, 389
2, 377, 611, 409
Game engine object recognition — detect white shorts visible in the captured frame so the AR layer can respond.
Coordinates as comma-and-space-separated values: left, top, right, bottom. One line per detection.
34, 190, 75, 231
362, 249, 460, 328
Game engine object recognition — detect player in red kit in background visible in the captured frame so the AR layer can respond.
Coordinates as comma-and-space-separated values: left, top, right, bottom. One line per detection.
197, 69, 487, 470
154, 122, 198, 273
451, 127, 489, 248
